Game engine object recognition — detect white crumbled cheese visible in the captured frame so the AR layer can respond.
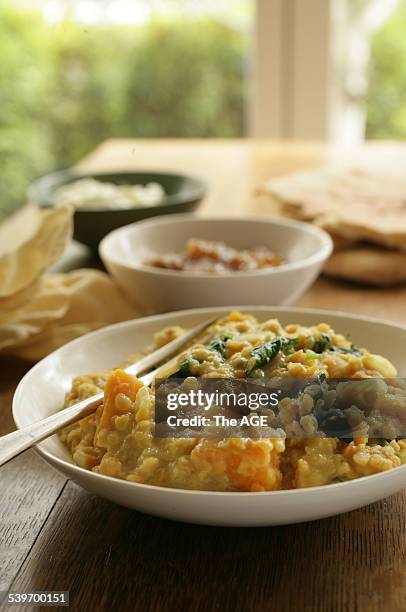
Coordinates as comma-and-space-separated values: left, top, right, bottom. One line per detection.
54, 178, 165, 210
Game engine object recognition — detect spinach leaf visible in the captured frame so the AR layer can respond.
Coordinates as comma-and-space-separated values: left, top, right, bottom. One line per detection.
312, 333, 332, 353
311, 333, 362, 357
209, 332, 233, 357
319, 409, 352, 438
246, 337, 298, 376
374, 438, 390, 447
333, 344, 363, 357
169, 359, 193, 378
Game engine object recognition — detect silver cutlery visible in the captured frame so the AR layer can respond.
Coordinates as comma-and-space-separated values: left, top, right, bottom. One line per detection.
0, 317, 216, 468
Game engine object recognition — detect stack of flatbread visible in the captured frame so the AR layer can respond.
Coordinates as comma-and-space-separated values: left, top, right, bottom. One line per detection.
266, 167, 406, 286
0, 205, 137, 360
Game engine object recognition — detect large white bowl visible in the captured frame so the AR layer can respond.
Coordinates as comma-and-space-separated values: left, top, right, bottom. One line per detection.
13, 306, 406, 527
99, 214, 333, 314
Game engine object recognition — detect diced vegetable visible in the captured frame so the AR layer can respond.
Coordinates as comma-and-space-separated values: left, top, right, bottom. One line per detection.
95, 369, 143, 446
305, 350, 322, 360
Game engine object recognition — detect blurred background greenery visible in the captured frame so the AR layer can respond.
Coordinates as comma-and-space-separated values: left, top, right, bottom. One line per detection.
1, 0, 406, 220
366, 0, 406, 139
0, 2, 248, 219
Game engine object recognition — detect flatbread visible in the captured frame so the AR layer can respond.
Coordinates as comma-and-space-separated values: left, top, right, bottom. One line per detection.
324, 247, 406, 286
318, 213, 406, 252
0, 276, 43, 313
4, 269, 138, 360
0, 204, 40, 257
0, 205, 73, 298
266, 167, 406, 251
0, 284, 70, 350
0, 202, 138, 359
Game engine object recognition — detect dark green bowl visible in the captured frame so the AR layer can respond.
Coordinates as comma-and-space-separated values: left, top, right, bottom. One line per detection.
28, 169, 207, 250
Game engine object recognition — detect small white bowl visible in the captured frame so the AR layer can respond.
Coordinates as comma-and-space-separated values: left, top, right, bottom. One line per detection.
13, 306, 406, 527
99, 214, 332, 314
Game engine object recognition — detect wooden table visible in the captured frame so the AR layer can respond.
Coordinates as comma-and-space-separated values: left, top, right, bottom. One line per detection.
1, 140, 406, 612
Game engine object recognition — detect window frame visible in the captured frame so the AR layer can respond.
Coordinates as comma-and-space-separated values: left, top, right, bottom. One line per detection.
250, 0, 335, 140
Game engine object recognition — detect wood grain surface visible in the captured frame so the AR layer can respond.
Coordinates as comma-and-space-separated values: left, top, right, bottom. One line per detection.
2, 140, 406, 612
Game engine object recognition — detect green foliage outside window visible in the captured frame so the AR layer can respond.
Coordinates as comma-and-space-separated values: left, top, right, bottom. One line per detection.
0, 4, 246, 219
1, 1, 405, 221
366, 1, 406, 139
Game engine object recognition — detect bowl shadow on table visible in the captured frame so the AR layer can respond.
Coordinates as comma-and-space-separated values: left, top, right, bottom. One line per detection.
21, 482, 404, 611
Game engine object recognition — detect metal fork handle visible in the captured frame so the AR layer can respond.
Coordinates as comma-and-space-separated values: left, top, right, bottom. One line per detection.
0, 365, 164, 468
1, 317, 216, 468
0, 393, 103, 468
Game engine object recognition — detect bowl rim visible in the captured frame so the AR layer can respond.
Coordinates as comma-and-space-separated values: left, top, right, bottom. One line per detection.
12, 304, 406, 499
27, 168, 208, 212
99, 213, 334, 279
